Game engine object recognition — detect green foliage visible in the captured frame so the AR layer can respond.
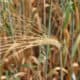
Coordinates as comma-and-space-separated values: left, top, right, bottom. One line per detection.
72, 34, 80, 60
62, 1, 73, 31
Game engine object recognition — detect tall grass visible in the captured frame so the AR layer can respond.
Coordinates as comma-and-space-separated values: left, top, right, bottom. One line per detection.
0, 0, 80, 80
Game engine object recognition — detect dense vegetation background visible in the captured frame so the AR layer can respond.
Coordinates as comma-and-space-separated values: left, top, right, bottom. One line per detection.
0, 0, 80, 80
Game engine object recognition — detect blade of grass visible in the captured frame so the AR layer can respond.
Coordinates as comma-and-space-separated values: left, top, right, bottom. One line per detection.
72, 34, 80, 60
62, 1, 73, 31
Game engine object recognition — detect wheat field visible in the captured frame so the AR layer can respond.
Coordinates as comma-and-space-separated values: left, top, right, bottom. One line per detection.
0, 0, 80, 80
